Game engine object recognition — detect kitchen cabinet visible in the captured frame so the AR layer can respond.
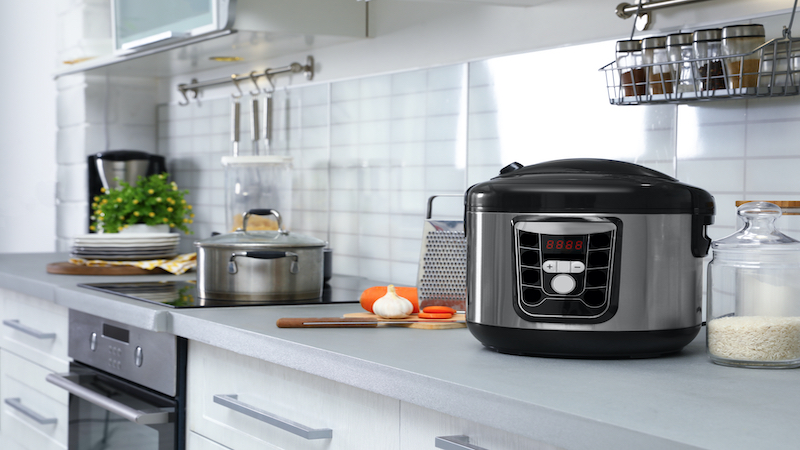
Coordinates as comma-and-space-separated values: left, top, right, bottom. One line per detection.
186, 340, 401, 449
57, 0, 368, 79
0, 288, 69, 449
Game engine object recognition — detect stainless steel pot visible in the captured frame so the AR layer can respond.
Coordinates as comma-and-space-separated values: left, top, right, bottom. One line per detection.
195, 209, 325, 301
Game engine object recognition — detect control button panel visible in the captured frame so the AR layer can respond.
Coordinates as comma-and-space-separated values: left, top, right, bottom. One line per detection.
513, 218, 619, 322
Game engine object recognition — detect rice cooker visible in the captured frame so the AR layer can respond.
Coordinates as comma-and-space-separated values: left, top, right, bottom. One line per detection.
465, 159, 715, 358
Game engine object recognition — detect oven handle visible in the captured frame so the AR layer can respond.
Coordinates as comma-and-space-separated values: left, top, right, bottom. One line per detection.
45, 372, 174, 425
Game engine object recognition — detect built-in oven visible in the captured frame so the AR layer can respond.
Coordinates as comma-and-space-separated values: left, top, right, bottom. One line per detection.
46, 310, 186, 450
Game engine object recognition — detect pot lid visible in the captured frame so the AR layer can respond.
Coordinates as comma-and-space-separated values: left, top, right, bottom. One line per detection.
713, 202, 800, 252
466, 158, 715, 216
195, 208, 325, 249
196, 229, 326, 250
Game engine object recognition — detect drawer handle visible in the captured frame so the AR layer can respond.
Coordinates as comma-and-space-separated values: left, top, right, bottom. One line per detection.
4, 398, 57, 425
2, 319, 56, 339
213, 394, 332, 440
436, 435, 489, 450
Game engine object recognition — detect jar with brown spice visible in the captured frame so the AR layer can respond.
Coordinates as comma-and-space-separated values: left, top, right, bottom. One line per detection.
722, 24, 766, 89
693, 28, 726, 91
616, 39, 645, 97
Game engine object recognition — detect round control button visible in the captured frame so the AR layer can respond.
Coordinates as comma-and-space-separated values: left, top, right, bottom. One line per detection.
551, 274, 576, 294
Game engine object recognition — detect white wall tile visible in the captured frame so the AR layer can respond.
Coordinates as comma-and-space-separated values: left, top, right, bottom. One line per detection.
745, 121, 800, 157
676, 159, 745, 193
745, 158, 800, 193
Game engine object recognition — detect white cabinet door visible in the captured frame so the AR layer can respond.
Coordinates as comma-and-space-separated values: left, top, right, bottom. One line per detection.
1, 288, 69, 373
187, 341, 400, 450
0, 349, 68, 450
400, 402, 563, 450
188, 431, 232, 450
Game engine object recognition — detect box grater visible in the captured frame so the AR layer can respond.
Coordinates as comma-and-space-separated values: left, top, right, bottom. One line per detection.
416, 195, 467, 311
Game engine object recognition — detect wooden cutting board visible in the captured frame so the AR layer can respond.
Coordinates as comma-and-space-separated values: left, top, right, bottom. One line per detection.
342, 312, 466, 329
46, 262, 167, 276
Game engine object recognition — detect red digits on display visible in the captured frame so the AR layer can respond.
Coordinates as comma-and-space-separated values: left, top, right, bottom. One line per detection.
546, 240, 553, 249
576, 241, 583, 250
565, 240, 573, 250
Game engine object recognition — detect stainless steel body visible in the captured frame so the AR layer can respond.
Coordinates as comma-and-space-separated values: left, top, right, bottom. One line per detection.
196, 244, 323, 301
467, 212, 703, 332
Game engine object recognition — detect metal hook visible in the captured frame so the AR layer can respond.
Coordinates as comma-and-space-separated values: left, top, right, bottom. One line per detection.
178, 85, 191, 106
263, 69, 276, 93
230, 74, 243, 99
248, 71, 261, 96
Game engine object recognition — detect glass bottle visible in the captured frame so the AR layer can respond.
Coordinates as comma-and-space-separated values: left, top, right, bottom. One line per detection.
722, 24, 766, 89
666, 32, 695, 93
642, 36, 673, 95
616, 39, 645, 97
706, 202, 800, 368
693, 28, 725, 91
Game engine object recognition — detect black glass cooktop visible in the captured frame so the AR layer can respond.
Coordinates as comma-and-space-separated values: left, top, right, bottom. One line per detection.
79, 276, 367, 308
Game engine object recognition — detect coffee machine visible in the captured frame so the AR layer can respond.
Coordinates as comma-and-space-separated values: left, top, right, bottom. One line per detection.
88, 150, 167, 231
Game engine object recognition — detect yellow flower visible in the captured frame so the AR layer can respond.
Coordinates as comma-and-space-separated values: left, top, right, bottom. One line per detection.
169, 223, 175, 227
133, 211, 140, 217
120, 216, 125, 220
162, 218, 169, 223
187, 205, 192, 210
149, 212, 155, 217
116, 197, 123, 203
167, 207, 173, 213
93, 196, 99, 202
133, 199, 139, 205
190, 213, 195, 218
100, 187, 106, 193
91, 202, 97, 208
96, 209, 102, 215
101, 199, 108, 204
156, 197, 162, 202
89, 225, 96, 231
184, 218, 189, 223
148, 189, 154, 195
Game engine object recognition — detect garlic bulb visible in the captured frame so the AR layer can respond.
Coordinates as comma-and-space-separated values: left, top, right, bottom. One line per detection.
372, 285, 414, 319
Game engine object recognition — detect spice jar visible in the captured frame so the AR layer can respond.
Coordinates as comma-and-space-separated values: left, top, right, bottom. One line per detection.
706, 201, 800, 368
693, 28, 725, 91
666, 32, 695, 93
616, 39, 645, 97
642, 36, 673, 95
722, 24, 766, 89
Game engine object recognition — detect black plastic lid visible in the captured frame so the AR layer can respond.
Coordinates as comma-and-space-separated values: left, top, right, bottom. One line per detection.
466, 159, 715, 216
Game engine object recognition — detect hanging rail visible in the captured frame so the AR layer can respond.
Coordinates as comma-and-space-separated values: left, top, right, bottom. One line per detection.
616, 0, 712, 19
177, 55, 314, 106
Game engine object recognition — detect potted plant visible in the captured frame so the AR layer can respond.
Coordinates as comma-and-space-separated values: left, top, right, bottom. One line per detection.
90, 173, 194, 234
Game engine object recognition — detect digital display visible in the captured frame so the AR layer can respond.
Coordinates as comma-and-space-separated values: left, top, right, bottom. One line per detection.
103, 323, 130, 343
542, 234, 587, 255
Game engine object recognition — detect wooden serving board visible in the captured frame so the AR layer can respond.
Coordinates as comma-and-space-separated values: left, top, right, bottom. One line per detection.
342, 312, 466, 329
46, 262, 167, 276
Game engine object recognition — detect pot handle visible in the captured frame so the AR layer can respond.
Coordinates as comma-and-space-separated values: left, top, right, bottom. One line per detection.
241, 209, 287, 234
228, 251, 299, 274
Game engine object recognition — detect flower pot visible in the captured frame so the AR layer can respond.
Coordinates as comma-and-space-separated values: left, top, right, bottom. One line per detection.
118, 224, 171, 234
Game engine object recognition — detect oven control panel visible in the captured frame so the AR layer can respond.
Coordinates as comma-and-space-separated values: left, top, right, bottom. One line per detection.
513, 217, 620, 323
68, 310, 178, 397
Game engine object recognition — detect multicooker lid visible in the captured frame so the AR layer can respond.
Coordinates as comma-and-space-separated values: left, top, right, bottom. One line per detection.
466, 159, 715, 216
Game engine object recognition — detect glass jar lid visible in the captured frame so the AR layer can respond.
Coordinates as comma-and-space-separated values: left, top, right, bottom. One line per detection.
712, 202, 800, 258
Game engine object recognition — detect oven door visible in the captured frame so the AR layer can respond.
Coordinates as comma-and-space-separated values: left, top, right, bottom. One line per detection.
46, 363, 177, 450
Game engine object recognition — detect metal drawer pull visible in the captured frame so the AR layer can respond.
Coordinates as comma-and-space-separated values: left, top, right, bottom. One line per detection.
213, 394, 332, 440
3, 319, 56, 339
45, 373, 173, 425
436, 435, 489, 450
4, 398, 57, 425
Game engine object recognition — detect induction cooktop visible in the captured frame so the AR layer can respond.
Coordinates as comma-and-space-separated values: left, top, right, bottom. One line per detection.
79, 276, 367, 308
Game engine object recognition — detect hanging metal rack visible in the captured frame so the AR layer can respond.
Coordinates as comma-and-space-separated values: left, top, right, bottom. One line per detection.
177, 55, 314, 106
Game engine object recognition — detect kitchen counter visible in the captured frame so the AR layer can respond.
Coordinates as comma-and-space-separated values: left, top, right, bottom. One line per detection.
2, 252, 798, 450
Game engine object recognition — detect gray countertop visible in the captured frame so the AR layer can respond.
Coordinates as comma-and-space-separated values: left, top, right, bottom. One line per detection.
2, 252, 798, 450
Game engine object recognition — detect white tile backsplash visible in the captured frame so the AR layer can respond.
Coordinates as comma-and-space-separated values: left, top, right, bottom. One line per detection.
57, 36, 800, 284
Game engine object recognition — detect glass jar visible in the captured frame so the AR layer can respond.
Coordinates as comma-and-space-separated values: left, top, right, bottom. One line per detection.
666, 32, 695, 93
722, 24, 766, 89
693, 28, 725, 91
706, 201, 800, 368
642, 36, 673, 95
616, 39, 645, 97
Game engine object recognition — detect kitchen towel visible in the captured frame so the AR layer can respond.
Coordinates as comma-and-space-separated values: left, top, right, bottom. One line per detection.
69, 252, 197, 275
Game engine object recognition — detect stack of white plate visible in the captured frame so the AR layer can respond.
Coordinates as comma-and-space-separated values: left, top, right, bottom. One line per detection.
71, 233, 181, 261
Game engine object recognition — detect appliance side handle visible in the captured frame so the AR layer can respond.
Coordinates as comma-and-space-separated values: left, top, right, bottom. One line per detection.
691, 213, 714, 257
45, 373, 173, 425
213, 394, 332, 440
435, 435, 489, 450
